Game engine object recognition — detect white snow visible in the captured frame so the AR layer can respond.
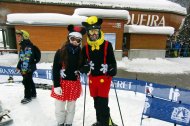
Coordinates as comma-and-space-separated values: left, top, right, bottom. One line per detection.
7, 13, 87, 26
73, 8, 130, 20
0, 53, 190, 126
117, 57, 190, 74
0, 82, 173, 126
0, 30, 3, 48
1, 54, 190, 74
0, 54, 18, 66
0, 31, 2, 42
124, 25, 175, 35
34, 0, 187, 15
7, 8, 130, 26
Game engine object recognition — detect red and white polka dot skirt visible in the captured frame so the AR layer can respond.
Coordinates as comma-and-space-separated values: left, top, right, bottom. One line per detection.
51, 80, 82, 101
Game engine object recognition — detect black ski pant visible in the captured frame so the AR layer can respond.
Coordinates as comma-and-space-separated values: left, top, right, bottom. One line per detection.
94, 96, 110, 126
22, 72, 36, 99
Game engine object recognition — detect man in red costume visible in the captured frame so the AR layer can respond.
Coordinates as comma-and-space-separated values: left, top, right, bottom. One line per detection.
80, 16, 117, 126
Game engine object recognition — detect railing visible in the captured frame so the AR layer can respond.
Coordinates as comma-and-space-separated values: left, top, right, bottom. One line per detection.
0, 49, 18, 55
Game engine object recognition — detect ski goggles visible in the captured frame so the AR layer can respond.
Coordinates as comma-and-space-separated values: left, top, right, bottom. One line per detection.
88, 29, 100, 35
69, 36, 82, 44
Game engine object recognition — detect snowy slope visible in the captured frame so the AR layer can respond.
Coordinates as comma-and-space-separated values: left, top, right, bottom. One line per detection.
0, 82, 174, 126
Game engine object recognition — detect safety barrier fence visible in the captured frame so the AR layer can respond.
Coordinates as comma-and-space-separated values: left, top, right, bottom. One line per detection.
141, 95, 190, 126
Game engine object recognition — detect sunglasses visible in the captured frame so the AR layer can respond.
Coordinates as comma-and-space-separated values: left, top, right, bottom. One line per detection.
69, 36, 82, 43
88, 29, 100, 35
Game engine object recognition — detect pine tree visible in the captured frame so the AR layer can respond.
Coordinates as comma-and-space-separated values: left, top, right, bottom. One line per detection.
177, 14, 190, 43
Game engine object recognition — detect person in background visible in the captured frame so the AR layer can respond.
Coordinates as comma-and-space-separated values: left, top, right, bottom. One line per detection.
80, 16, 117, 126
16, 30, 41, 104
173, 41, 181, 57
181, 42, 190, 57
51, 25, 86, 126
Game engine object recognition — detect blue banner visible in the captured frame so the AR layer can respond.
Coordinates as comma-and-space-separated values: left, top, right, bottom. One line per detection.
112, 78, 190, 105
0, 66, 20, 76
0, 66, 52, 80
1, 66, 190, 105
143, 96, 190, 125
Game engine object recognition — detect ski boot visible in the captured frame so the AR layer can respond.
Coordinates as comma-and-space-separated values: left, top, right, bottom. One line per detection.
8, 76, 14, 83
109, 122, 118, 126
92, 122, 118, 126
21, 98, 32, 104
91, 122, 101, 126
109, 118, 118, 126
57, 123, 64, 126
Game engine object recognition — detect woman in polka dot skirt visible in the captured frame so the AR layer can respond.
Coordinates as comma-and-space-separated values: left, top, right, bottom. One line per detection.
51, 24, 86, 126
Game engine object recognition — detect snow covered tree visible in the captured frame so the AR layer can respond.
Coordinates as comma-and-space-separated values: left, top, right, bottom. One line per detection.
169, 0, 190, 13
177, 14, 190, 43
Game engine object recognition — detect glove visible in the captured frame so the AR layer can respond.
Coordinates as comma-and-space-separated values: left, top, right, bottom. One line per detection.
16, 68, 20, 73
54, 87, 62, 95
80, 64, 90, 74
74, 70, 80, 76
107, 65, 117, 76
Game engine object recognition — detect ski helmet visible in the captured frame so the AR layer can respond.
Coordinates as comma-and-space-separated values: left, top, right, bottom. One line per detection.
16, 30, 30, 40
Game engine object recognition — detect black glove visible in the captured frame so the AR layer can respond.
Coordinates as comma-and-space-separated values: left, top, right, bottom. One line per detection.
80, 64, 90, 74
107, 65, 117, 76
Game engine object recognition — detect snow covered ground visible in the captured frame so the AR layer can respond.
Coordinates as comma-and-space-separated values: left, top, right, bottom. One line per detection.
0, 82, 174, 126
117, 57, 190, 74
1, 53, 190, 74
0, 53, 190, 126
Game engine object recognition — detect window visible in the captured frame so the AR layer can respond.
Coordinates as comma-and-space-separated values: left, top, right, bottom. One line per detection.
0, 29, 3, 48
104, 33, 116, 50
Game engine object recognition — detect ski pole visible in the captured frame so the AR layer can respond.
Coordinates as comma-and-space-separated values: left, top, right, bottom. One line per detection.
81, 73, 87, 126
113, 81, 125, 126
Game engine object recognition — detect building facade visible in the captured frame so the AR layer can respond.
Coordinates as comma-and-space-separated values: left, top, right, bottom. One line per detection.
0, 1, 187, 61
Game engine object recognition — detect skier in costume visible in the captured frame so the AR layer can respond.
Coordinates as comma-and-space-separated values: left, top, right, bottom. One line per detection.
51, 25, 86, 126
81, 16, 117, 126
16, 30, 41, 104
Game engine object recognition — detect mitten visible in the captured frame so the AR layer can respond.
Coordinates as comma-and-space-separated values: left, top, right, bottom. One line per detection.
80, 64, 90, 74
54, 87, 62, 95
107, 65, 117, 76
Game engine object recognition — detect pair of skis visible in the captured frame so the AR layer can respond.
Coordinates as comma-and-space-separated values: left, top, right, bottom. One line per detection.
0, 110, 13, 126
